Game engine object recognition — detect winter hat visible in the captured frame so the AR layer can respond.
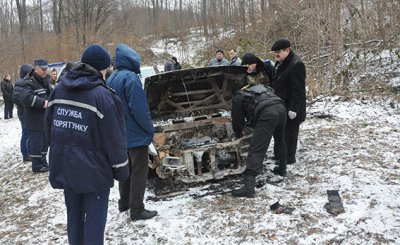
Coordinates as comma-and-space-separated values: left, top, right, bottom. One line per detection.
241, 53, 259, 65
20, 64, 33, 78
34, 59, 49, 69
81, 44, 110, 71
271, 38, 291, 51
171, 56, 178, 62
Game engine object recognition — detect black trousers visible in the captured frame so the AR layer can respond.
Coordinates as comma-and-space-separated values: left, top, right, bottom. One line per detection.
118, 146, 148, 214
274, 116, 301, 164
4, 99, 13, 119
284, 119, 300, 164
245, 104, 287, 176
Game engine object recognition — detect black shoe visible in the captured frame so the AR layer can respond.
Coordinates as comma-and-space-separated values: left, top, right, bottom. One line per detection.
33, 166, 49, 173
287, 159, 296, 164
130, 209, 158, 221
273, 166, 287, 177
232, 175, 256, 198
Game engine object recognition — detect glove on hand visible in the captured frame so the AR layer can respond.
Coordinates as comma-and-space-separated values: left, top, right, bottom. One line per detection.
288, 111, 297, 120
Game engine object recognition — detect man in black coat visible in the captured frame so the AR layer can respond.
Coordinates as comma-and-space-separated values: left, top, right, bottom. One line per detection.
12, 64, 33, 162
231, 53, 287, 198
1, 74, 14, 119
270, 38, 306, 165
20, 59, 52, 173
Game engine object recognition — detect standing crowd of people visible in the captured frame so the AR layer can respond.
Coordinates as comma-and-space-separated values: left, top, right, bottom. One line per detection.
3, 37, 306, 244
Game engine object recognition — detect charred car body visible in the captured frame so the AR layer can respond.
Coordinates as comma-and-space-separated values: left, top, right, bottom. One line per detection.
145, 66, 253, 184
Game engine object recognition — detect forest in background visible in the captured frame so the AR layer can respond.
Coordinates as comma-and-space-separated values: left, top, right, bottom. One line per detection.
1, 0, 399, 97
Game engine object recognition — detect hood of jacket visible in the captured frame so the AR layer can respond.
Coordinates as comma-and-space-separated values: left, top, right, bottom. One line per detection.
60, 62, 104, 90
20, 64, 33, 78
115, 43, 141, 74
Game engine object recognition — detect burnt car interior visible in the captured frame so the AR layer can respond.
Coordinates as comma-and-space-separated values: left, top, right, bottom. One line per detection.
145, 66, 252, 184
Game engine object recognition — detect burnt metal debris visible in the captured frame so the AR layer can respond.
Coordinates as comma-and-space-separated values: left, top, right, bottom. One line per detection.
144, 66, 252, 184
270, 201, 295, 214
324, 190, 345, 216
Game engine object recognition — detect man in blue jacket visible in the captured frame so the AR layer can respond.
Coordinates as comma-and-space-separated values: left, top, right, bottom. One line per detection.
45, 44, 129, 244
20, 59, 52, 173
107, 43, 157, 221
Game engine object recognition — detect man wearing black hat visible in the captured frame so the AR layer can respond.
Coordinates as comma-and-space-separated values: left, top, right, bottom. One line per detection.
45, 44, 129, 244
231, 53, 287, 198
164, 56, 182, 71
270, 38, 306, 165
20, 59, 52, 173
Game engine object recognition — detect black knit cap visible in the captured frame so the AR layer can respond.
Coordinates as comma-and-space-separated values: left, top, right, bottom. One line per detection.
241, 53, 259, 65
271, 38, 291, 51
81, 44, 110, 71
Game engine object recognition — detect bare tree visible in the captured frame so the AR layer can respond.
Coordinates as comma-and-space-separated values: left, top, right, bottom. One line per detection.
202, 0, 208, 36
52, 0, 62, 34
15, 0, 27, 60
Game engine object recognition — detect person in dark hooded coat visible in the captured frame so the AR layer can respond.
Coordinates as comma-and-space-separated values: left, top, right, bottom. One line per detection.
12, 64, 33, 161
44, 44, 129, 245
107, 43, 157, 221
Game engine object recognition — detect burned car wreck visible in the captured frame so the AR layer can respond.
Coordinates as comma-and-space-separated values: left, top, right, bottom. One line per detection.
145, 66, 252, 184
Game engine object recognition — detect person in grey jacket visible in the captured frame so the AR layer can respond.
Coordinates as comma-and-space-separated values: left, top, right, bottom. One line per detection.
229, 49, 242, 66
208, 49, 230, 67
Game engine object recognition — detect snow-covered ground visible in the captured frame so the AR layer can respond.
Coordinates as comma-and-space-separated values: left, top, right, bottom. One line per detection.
0, 96, 399, 244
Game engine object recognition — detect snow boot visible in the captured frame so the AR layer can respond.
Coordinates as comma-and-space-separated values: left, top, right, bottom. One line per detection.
232, 174, 256, 198
273, 166, 287, 177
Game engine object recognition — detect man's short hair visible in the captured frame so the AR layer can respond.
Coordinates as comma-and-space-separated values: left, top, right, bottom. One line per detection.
216, 49, 224, 55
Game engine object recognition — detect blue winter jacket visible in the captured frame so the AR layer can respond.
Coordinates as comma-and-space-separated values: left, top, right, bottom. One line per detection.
45, 62, 129, 193
107, 43, 154, 148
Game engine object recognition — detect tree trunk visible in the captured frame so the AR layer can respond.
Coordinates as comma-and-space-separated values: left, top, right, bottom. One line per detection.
15, 0, 27, 60
202, 0, 208, 36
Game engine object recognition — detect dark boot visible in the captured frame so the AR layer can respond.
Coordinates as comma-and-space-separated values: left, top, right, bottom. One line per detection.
130, 209, 158, 221
232, 175, 256, 198
273, 166, 287, 177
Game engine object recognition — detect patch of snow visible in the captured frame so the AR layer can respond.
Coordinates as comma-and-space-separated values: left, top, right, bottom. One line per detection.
1, 97, 400, 244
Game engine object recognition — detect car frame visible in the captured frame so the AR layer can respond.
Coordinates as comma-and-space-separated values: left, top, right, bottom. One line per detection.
144, 66, 253, 184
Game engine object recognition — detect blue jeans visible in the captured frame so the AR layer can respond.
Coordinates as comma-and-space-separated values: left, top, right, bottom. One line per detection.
64, 190, 110, 245
17, 108, 29, 158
